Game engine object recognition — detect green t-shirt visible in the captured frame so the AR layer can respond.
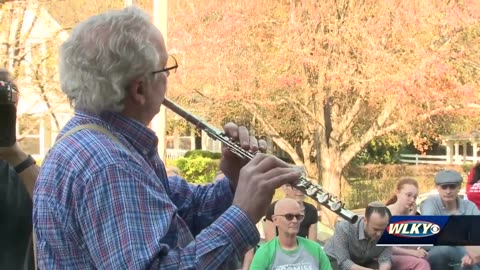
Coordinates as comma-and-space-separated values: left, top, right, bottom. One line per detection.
250, 236, 332, 270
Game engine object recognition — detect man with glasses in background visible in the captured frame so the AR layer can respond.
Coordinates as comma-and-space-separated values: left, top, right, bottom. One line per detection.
420, 170, 480, 270
249, 198, 331, 269
420, 170, 479, 216
324, 201, 393, 270
33, 6, 303, 270
264, 181, 319, 241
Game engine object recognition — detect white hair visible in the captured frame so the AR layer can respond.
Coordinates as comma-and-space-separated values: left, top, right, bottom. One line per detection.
59, 6, 161, 114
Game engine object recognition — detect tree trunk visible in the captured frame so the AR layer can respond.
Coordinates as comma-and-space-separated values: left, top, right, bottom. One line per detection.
304, 162, 319, 181
301, 138, 318, 179
319, 151, 343, 227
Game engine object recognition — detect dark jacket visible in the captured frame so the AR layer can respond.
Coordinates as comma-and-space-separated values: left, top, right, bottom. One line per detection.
0, 160, 35, 270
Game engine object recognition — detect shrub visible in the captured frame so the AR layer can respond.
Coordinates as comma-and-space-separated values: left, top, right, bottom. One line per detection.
184, 149, 221, 159
350, 136, 403, 166
174, 156, 220, 184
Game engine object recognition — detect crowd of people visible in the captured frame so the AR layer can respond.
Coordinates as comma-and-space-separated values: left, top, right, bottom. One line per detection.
2, 5, 480, 270
240, 169, 480, 270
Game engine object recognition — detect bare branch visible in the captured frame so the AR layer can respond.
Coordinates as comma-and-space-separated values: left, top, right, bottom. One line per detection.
331, 87, 366, 142
243, 102, 304, 165
339, 99, 398, 166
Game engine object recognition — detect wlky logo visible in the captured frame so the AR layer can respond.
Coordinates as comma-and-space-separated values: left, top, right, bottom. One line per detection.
386, 220, 441, 238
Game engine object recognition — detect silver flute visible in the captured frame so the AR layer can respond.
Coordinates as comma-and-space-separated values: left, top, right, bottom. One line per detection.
163, 98, 359, 224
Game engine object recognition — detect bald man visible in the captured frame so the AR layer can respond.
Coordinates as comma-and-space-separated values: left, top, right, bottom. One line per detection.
250, 198, 332, 270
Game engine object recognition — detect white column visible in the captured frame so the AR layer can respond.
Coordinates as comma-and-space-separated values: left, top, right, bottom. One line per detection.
124, 0, 168, 160
454, 142, 460, 164
173, 130, 179, 149
190, 128, 195, 150
201, 130, 208, 151
150, 0, 168, 161
474, 142, 479, 163
446, 141, 453, 164
463, 142, 468, 163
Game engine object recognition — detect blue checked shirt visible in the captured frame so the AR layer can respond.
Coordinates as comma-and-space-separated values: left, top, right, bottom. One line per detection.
33, 111, 259, 269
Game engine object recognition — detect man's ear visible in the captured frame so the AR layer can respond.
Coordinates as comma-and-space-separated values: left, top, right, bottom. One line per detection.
127, 78, 147, 105
272, 215, 278, 225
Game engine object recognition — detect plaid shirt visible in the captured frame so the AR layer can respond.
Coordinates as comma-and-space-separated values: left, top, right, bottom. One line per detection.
324, 217, 392, 270
33, 111, 259, 269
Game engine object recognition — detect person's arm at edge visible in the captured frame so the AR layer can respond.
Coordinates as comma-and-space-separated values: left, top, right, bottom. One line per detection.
2, 144, 39, 269
2, 144, 38, 199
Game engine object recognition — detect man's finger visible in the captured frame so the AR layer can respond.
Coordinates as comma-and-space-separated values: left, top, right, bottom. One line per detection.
223, 122, 239, 139
246, 152, 269, 167
238, 126, 250, 149
249, 136, 258, 152
260, 167, 302, 190
258, 139, 267, 153
253, 155, 292, 173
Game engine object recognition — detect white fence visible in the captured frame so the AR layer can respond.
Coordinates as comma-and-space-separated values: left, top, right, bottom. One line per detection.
166, 149, 189, 160
399, 154, 480, 165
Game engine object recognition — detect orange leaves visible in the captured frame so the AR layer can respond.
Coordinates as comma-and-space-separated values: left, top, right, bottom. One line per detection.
412, 132, 441, 154
167, 0, 480, 160
277, 75, 304, 89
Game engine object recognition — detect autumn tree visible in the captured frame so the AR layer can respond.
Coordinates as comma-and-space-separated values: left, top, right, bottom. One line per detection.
0, 0, 133, 146
0, 0, 70, 141
168, 0, 480, 224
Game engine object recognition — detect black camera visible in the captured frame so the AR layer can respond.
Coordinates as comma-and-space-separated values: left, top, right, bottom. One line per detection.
0, 80, 18, 147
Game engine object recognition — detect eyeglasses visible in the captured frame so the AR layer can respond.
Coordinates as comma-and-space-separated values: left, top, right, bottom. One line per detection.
440, 184, 459, 190
276, 214, 305, 221
151, 55, 178, 75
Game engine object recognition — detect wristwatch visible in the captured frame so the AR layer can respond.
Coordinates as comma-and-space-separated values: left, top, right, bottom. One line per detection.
14, 155, 36, 174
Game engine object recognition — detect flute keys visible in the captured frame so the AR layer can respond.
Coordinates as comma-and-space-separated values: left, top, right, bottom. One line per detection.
316, 193, 330, 204
331, 201, 344, 212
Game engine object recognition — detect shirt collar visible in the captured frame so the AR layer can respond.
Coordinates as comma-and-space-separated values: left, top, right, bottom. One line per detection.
358, 217, 367, 240
74, 110, 159, 157
439, 196, 463, 214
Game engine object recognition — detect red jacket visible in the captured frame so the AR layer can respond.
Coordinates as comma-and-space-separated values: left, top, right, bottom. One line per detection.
466, 164, 480, 210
